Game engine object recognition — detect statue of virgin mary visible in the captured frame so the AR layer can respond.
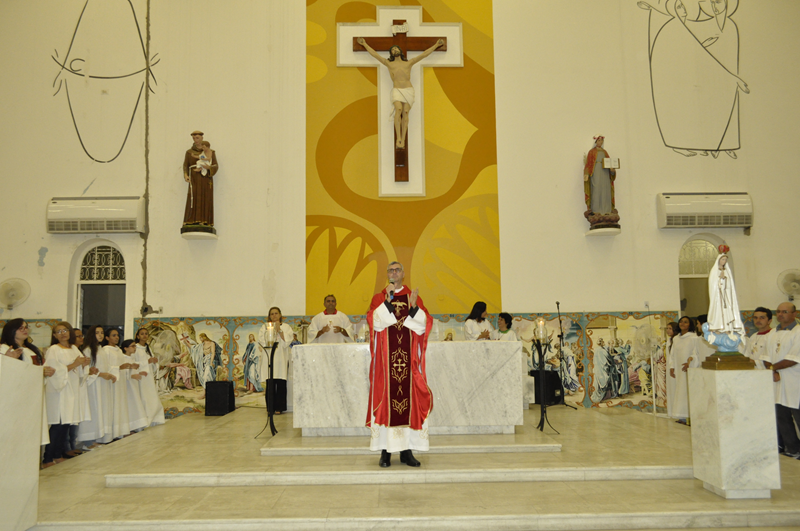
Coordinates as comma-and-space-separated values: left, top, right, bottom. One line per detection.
704, 245, 744, 351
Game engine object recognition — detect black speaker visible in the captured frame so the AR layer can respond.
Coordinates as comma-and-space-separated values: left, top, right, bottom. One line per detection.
205, 381, 235, 416
531, 370, 563, 405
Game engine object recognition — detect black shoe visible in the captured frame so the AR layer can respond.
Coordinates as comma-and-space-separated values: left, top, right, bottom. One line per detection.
379, 450, 391, 468
399, 449, 421, 467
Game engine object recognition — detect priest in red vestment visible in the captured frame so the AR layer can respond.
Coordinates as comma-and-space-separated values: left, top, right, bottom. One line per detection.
366, 261, 433, 468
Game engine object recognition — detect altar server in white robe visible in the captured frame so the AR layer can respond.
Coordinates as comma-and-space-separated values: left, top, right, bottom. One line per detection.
134, 328, 166, 426
308, 294, 355, 343
77, 325, 118, 446
119, 338, 149, 432
669, 316, 701, 422
465, 301, 494, 341
0, 318, 55, 446
738, 307, 772, 370
762, 303, 800, 458
103, 331, 133, 439
42, 322, 91, 467
258, 307, 293, 414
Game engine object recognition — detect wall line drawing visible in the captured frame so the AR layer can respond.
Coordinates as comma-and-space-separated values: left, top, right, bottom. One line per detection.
639, 0, 749, 158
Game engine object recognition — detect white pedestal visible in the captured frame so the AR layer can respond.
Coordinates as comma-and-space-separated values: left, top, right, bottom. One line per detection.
0, 356, 43, 531
688, 368, 780, 499
292, 341, 523, 436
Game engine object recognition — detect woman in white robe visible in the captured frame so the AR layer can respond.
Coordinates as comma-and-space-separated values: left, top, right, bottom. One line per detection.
661, 322, 679, 414
1, 319, 55, 447
669, 316, 700, 422
134, 328, 165, 426
119, 337, 149, 432
258, 307, 293, 414
465, 301, 494, 341
103, 330, 132, 439
77, 325, 117, 446
42, 322, 91, 467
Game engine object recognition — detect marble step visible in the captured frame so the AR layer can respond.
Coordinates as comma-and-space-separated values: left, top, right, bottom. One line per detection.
260, 441, 561, 456
106, 464, 693, 488
29, 509, 800, 531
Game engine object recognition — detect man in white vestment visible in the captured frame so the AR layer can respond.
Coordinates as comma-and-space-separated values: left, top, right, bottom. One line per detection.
738, 306, 772, 370
307, 295, 354, 344
761, 303, 800, 459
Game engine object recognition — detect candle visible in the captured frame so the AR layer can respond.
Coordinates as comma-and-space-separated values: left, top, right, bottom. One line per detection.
537, 318, 546, 340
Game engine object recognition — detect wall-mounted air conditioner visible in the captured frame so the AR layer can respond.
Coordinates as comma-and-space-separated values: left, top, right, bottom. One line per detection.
656, 192, 753, 229
47, 196, 145, 234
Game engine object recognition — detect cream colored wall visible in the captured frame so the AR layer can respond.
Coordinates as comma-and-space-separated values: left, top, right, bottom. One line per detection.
494, 0, 800, 314
1, 0, 799, 331
0, 0, 305, 330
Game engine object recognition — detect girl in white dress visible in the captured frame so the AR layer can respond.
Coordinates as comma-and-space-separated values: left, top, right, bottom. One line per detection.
669, 316, 700, 423
42, 322, 91, 467
465, 301, 494, 341
78, 325, 117, 446
103, 329, 132, 439
134, 328, 165, 426
119, 337, 149, 432
0, 319, 55, 449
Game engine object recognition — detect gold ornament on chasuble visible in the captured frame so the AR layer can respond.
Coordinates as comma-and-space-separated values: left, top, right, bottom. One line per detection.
386, 291, 414, 426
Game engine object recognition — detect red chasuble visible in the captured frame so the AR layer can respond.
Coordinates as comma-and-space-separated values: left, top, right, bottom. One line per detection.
366, 286, 433, 430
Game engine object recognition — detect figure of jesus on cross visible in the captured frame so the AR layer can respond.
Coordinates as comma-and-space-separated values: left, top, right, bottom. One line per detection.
356, 37, 444, 150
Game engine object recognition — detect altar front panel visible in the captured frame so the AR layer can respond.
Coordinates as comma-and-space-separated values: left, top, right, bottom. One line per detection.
0, 356, 42, 531
292, 341, 523, 435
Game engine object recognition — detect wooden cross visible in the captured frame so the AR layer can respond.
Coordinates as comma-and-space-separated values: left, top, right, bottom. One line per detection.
353, 21, 447, 182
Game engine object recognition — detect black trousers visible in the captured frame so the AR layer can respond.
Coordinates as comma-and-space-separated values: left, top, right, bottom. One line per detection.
266, 379, 287, 413
776, 404, 800, 454
43, 424, 70, 463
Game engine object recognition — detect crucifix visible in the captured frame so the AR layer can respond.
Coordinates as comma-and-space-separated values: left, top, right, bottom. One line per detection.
337, 6, 463, 197
354, 25, 446, 183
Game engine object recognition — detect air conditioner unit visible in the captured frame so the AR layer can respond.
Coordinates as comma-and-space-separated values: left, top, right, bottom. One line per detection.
46, 196, 145, 234
656, 193, 753, 229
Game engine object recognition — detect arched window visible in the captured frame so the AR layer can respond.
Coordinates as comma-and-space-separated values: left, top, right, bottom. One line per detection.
80, 246, 126, 282
678, 240, 718, 278
75, 244, 127, 335
678, 235, 725, 317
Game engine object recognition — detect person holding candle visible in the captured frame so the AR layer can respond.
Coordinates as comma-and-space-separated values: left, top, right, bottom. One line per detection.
307, 294, 355, 344
465, 301, 494, 341
258, 307, 293, 414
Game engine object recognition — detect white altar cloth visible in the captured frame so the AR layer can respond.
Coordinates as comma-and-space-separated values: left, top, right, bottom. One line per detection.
292, 341, 524, 436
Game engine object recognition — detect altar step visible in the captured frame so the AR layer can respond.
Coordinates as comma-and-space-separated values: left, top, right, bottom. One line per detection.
260, 441, 561, 456
31, 508, 800, 530
106, 464, 692, 488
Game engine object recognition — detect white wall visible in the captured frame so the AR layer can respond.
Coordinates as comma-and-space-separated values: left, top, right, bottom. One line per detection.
0, 0, 305, 330
1, 0, 799, 331
494, 0, 800, 314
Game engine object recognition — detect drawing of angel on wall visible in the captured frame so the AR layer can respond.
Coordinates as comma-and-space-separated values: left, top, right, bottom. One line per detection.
638, 0, 749, 158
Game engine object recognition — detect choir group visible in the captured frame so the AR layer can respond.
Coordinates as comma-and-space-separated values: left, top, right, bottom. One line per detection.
0, 319, 165, 468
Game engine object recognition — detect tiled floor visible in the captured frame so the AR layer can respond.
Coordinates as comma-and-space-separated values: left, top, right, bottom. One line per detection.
33, 405, 800, 530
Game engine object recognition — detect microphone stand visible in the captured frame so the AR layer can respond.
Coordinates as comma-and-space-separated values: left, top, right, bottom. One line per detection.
555, 302, 577, 410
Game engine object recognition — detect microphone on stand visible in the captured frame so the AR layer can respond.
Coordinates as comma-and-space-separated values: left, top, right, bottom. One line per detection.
387, 284, 395, 301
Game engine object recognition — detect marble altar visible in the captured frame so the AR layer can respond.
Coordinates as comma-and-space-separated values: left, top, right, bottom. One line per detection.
0, 355, 43, 531
688, 368, 781, 499
292, 341, 524, 436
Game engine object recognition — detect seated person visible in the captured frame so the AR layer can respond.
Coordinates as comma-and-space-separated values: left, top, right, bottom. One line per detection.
491, 312, 518, 341
307, 294, 354, 343
464, 301, 494, 341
